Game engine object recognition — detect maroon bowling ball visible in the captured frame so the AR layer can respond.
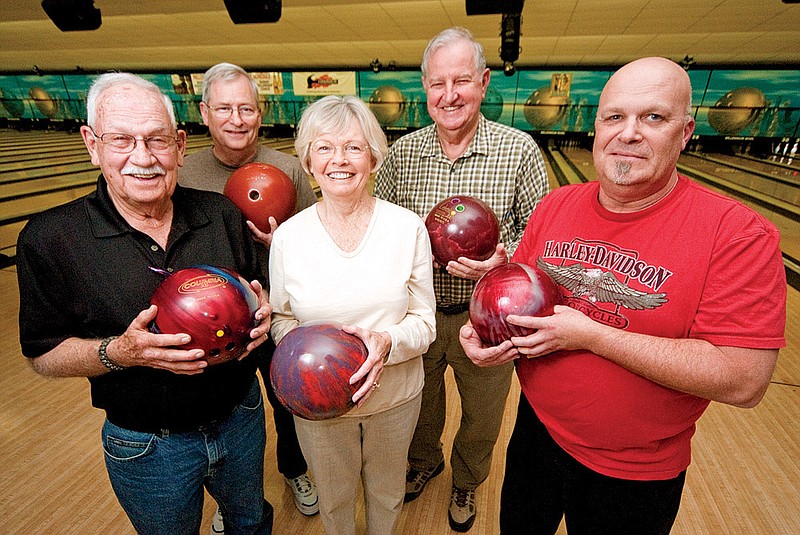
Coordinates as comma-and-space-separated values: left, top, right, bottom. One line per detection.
469, 262, 561, 346
223, 162, 297, 233
425, 196, 500, 266
270, 321, 368, 421
150, 265, 259, 365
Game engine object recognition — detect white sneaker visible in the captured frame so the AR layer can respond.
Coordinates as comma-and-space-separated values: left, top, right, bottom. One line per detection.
448, 486, 476, 532
210, 508, 225, 535
284, 473, 319, 516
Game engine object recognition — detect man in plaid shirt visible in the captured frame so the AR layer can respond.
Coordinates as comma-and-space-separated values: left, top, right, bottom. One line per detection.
374, 26, 549, 532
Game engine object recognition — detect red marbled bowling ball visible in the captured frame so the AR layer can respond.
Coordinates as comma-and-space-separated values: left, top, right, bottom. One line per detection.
425, 195, 500, 265
150, 265, 259, 365
224, 162, 297, 232
270, 321, 368, 420
469, 262, 561, 346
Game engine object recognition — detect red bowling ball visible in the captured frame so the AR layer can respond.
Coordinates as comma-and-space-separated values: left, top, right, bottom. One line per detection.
223, 162, 297, 233
150, 265, 259, 365
469, 262, 561, 346
270, 321, 368, 421
425, 195, 500, 266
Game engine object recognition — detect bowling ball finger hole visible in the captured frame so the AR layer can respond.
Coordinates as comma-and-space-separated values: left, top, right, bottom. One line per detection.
248, 189, 260, 201
225, 342, 236, 351
208, 348, 221, 357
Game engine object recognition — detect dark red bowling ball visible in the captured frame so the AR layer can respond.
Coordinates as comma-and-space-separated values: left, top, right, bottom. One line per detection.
223, 162, 297, 233
150, 265, 259, 365
270, 321, 368, 421
469, 262, 561, 346
425, 195, 500, 266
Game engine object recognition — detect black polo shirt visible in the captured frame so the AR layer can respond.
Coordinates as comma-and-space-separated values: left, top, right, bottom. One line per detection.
17, 175, 264, 432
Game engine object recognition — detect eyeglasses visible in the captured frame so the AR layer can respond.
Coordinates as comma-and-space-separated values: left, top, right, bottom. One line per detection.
309, 141, 371, 159
204, 104, 259, 119
90, 128, 179, 154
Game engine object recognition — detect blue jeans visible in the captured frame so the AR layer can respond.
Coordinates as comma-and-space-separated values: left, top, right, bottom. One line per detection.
102, 378, 272, 535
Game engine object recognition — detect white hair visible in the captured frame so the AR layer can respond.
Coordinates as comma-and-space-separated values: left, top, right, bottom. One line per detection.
421, 27, 486, 76
86, 72, 176, 128
294, 95, 388, 175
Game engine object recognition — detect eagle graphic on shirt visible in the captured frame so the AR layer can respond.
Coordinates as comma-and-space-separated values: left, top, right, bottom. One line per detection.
536, 258, 667, 310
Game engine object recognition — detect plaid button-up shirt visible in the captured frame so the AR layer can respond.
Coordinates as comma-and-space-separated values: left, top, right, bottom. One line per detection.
375, 115, 549, 307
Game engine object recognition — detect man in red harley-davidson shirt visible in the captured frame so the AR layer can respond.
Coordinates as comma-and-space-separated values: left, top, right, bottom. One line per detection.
460, 56, 787, 535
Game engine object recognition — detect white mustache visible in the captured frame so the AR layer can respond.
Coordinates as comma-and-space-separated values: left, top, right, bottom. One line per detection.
122, 164, 166, 176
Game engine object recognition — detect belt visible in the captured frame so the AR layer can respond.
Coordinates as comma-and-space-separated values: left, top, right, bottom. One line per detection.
437, 302, 470, 315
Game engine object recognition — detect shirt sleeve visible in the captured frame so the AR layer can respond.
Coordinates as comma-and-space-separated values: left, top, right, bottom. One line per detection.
381, 219, 437, 365
16, 224, 73, 357
267, 230, 300, 344
506, 140, 549, 256
374, 147, 398, 204
690, 209, 787, 348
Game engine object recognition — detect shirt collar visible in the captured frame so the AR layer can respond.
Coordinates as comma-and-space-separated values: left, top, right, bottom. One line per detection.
85, 174, 210, 239
423, 114, 491, 160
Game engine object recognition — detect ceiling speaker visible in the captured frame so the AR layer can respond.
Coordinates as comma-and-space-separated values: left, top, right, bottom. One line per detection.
224, 0, 282, 24
466, 0, 525, 15
41, 0, 101, 32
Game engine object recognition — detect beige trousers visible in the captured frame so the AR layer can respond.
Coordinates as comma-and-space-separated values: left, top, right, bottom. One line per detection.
294, 394, 422, 535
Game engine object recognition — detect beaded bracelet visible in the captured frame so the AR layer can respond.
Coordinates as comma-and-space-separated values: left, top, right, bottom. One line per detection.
98, 336, 125, 372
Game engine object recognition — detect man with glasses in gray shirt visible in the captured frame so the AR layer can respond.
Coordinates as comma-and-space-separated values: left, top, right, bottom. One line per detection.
181, 63, 317, 246
179, 63, 319, 534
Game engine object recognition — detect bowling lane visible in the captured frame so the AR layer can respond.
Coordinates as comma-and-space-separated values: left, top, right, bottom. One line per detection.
541, 151, 564, 191
682, 152, 800, 207
558, 145, 598, 181
0, 130, 82, 152
709, 151, 800, 176
0, 171, 97, 201
0, 135, 215, 171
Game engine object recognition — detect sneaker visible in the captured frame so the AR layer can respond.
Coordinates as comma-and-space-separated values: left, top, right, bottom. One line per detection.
404, 460, 445, 503
284, 473, 319, 516
210, 508, 225, 535
448, 486, 476, 532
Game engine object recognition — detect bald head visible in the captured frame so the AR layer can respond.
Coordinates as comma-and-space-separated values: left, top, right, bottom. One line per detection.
602, 57, 692, 118
592, 57, 695, 211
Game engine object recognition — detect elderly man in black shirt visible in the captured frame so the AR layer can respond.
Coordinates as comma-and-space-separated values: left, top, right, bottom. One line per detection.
17, 73, 274, 534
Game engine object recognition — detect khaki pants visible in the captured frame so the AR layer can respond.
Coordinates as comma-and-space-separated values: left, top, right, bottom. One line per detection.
295, 394, 422, 535
408, 310, 514, 490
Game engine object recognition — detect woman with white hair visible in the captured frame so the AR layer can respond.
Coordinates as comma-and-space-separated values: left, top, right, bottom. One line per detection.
268, 95, 436, 534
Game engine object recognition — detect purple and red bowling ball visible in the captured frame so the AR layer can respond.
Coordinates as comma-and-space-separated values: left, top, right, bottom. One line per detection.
270, 321, 368, 421
150, 265, 259, 365
469, 262, 561, 346
425, 195, 500, 266
223, 162, 297, 233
